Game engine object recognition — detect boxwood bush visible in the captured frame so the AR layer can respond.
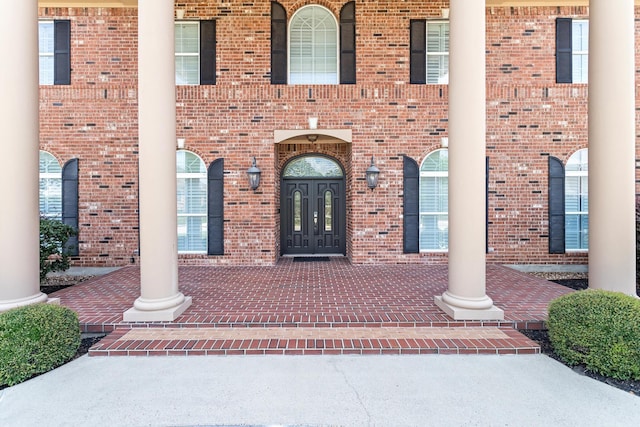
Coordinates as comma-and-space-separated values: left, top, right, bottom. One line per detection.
547, 289, 640, 380
0, 303, 81, 387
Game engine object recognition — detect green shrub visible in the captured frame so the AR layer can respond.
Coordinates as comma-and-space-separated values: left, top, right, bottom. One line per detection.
0, 303, 81, 387
636, 219, 640, 294
40, 217, 77, 282
548, 290, 640, 380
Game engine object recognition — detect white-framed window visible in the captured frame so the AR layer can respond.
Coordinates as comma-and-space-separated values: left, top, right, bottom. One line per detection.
565, 149, 588, 250
572, 20, 588, 84
175, 22, 200, 85
177, 150, 207, 253
39, 21, 55, 85
39, 151, 62, 218
426, 21, 449, 84
289, 5, 338, 84
419, 149, 448, 251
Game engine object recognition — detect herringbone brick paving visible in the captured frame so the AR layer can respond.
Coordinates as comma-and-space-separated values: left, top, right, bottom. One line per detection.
50, 258, 573, 356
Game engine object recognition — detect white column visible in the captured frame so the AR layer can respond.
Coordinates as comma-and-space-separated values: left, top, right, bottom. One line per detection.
123, 0, 191, 321
588, 0, 637, 296
435, 0, 503, 320
0, 0, 49, 311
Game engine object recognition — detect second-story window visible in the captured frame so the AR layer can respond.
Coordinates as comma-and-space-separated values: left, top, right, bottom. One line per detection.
426, 22, 449, 84
410, 20, 449, 84
556, 18, 589, 84
289, 5, 338, 84
39, 20, 71, 85
175, 21, 216, 85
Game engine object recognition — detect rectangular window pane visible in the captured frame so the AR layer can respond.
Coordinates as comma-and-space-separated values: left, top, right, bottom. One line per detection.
39, 177, 62, 218
565, 176, 580, 212
565, 215, 579, 250
427, 55, 448, 84
420, 214, 449, 250
579, 176, 588, 211
419, 172, 448, 251
572, 54, 588, 83
427, 23, 448, 53
177, 215, 207, 252
177, 177, 207, 215
39, 57, 54, 85
176, 56, 200, 85
565, 214, 588, 250
572, 21, 589, 52
420, 176, 448, 212
572, 21, 588, 84
39, 22, 54, 85
426, 22, 449, 84
39, 22, 54, 53
580, 214, 589, 249
175, 23, 199, 53
175, 22, 200, 85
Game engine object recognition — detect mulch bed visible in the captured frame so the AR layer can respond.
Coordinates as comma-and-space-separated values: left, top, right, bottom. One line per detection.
8, 273, 635, 397
520, 328, 639, 397
521, 274, 639, 397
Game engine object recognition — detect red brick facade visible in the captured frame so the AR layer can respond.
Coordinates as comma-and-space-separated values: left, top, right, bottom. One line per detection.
38, 2, 638, 267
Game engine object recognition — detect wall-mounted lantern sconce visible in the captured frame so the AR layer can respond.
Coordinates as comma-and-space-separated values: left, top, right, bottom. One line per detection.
177, 138, 185, 149
440, 137, 448, 148
366, 156, 380, 190
441, 8, 449, 19
176, 9, 185, 20
247, 157, 261, 191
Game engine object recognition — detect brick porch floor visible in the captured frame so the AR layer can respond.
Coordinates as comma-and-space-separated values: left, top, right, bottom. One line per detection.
50, 258, 574, 356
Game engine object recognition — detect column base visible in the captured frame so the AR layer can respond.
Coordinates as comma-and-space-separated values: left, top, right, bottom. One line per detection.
435, 295, 504, 321
123, 296, 192, 322
0, 292, 50, 312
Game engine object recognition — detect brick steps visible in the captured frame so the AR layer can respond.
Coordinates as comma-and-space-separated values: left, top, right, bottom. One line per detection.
88, 326, 540, 357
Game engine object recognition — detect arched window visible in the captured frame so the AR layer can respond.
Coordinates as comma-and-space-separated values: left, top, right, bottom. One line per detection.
565, 149, 588, 250
289, 5, 338, 84
39, 151, 62, 218
283, 155, 343, 178
176, 150, 207, 253
420, 149, 448, 251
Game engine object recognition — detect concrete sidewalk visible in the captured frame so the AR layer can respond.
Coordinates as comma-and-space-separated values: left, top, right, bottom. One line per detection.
1, 355, 639, 426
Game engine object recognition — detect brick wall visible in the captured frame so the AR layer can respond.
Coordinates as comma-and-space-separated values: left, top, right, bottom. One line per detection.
38, 2, 638, 267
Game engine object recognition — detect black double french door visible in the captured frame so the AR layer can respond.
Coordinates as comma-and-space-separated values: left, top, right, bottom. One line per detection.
281, 179, 345, 255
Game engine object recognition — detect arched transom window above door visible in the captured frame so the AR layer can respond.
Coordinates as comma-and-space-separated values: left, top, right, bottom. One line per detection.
283, 156, 343, 178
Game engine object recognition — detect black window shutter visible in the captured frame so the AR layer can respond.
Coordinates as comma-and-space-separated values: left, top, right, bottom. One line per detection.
200, 20, 216, 85
548, 156, 566, 254
62, 158, 79, 256
403, 156, 420, 253
208, 159, 224, 255
410, 20, 426, 84
556, 18, 573, 84
53, 20, 71, 85
486, 156, 490, 254
340, 2, 356, 84
271, 2, 287, 85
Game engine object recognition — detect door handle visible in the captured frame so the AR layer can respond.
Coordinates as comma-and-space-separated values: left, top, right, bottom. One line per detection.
313, 211, 318, 234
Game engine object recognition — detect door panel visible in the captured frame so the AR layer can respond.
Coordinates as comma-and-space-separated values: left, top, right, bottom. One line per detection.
282, 179, 345, 255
